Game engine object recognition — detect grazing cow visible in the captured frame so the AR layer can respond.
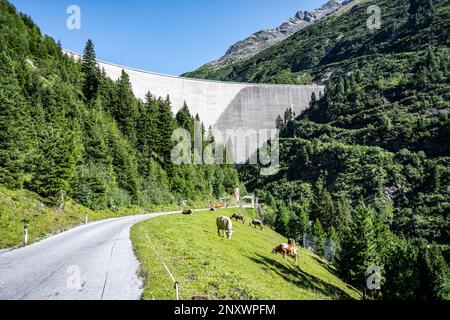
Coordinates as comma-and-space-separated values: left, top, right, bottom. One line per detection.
249, 219, 264, 230
182, 209, 193, 215
231, 213, 245, 224
272, 239, 299, 265
210, 207, 217, 212
216, 216, 233, 239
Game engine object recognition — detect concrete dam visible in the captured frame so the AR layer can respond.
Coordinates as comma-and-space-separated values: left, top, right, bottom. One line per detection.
64, 50, 323, 155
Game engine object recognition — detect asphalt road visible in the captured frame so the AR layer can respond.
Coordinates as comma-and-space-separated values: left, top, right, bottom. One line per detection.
0, 211, 181, 300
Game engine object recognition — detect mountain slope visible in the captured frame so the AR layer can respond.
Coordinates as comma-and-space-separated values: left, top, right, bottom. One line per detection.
236, 0, 450, 299
183, 0, 346, 79
187, 0, 449, 84
131, 208, 361, 300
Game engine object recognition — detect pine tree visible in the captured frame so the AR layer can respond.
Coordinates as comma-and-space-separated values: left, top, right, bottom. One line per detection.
0, 52, 30, 189
417, 242, 450, 300
336, 204, 380, 295
96, 68, 117, 111
156, 97, 176, 167
274, 201, 292, 235
311, 176, 335, 230
313, 219, 326, 257
176, 101, 194, 134
288, 204, 310, 242
113, 70, 138, 144
298, 206, 310, 235
142, 92, 159, 156
109, 128, 141, 202
194, 113, 205, 137
81, 40, 100, 104
382, 236, 420, 300
136, 93, 163, 181
30, 124, 81, 205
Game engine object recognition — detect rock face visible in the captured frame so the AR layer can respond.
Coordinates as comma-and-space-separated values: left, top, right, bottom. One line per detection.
202, 0, 346, 70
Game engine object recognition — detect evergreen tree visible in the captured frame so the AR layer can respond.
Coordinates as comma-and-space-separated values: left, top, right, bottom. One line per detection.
298, 206, 310, 235
312, 219, 326, 257
109, 128, 141, 201
30, 124, 82, 205
311, 176, 335, 230
176, 101, 194, 134
0, 52, 30, 189
96, 68, 117, 111
195, 113, 205, 137
336, 205, 380, 295
156, 97, 176, 166
417, 242, 450, 300
288, 204, 310, 242
113, 70, 138, 144
139, 92, 159, 157
274, 201, 292, 235
81, 40, 100, 103
383, 237, 420, 300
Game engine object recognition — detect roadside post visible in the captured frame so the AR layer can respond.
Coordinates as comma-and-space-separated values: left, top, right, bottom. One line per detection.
175, 282, 179, 300
85, 213, 88, 224
24, 224, 28, 246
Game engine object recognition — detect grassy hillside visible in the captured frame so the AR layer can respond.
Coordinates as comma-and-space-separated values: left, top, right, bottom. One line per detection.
0, 184, 142, 249
0, 183, 213, 249
131, 208, 361, 300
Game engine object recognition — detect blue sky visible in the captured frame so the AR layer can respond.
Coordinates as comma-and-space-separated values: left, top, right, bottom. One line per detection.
10, 0, 326, 75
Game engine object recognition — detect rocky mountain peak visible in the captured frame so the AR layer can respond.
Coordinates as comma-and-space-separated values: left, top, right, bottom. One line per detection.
208, 0, 348, 69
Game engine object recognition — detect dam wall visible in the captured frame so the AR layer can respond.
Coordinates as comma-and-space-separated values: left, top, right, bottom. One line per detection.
64, 50, 323, 160
64, 50, 323, 134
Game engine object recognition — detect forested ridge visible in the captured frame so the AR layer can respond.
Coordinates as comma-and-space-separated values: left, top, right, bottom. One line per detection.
0, 0, 239, 213
237, 0, 450, 299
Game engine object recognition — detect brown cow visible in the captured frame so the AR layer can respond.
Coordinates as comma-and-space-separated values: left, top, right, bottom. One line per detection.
182, 209, 193, 215
249, 219, 264, 230
231, 213, 245, 224
272, 240, 299, 265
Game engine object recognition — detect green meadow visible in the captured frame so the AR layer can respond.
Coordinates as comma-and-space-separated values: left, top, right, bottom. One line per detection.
131, 208, 361, 300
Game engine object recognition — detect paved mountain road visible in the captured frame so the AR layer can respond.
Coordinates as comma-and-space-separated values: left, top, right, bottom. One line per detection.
0, 211, 184, 300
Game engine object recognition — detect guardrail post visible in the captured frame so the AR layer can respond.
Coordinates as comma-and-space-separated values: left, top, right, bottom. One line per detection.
24, 224, 28, 246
